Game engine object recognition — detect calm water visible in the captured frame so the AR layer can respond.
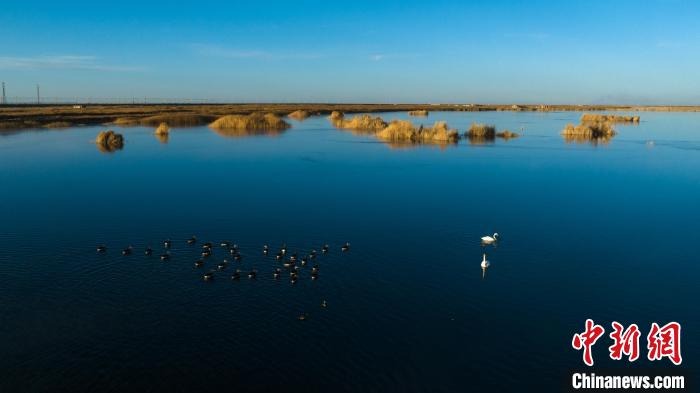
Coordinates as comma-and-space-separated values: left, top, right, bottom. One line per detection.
1, 111, 698, 392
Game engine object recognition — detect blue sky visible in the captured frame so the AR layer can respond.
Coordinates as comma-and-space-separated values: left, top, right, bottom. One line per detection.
1, 0, 699, 104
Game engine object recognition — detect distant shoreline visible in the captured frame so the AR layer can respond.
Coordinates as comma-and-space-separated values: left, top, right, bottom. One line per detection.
1, 103, 699, 130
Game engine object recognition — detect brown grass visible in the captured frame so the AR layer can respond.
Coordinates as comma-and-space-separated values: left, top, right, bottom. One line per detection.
496, 130, 519, 139
581, 113, 640, 123
329, 111, 344, 121
0, 103, 682, 131
408, 110, 429, 117
288, 110, 310, 120
376, 120, 459, 144
139, 113, 215, 127
562, 121, 616, 145
155, 122, 170, 135
95, 130, 124, 152
465, 123, 496, 138
331, 114, 387, 131
209, 113, 291, 130
111, 117, 140, 126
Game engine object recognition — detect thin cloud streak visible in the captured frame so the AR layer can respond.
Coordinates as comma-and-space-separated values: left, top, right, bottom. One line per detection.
503, 32, 550, 40
0, 55, 142, 71
190, 43, 323, 60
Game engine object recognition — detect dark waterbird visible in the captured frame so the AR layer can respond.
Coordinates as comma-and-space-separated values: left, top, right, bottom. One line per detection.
96, 245, 107, 253
321, 300, 328, 308
322, 244, 329, 254
160, 253, 170, 261
341, 242, 350, 252
280, 244, 287, 255
298, 313, 308, 321
194, 259, 204, 268
202, 249, 212, 258
217, 260, 228, 270
311, 271, 319, 280
231, 269, 241, 280
202, 242, 213, 250
122, 246, 133, 256
203, 271, 214, 281
187, 236, 197, 245
248, 270, 257, 279
233, 253, 242, 262
164, 239, 172, 248
144, 247, 153, 256
220, 240, 230, 248
273, 268, 281, 279
263, 245, 269, 255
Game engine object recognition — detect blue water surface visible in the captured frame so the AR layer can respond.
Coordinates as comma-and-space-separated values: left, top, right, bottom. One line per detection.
0, 111, 698, 392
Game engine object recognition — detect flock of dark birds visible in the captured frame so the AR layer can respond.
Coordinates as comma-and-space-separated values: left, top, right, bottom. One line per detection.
96, 238, 348, 309
96, 238, 349, 319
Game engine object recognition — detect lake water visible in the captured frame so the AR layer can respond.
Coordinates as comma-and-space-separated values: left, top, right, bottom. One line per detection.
1, 111, 698, 392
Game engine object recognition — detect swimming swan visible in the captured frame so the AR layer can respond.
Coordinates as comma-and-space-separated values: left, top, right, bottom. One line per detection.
481, 233, 499, 243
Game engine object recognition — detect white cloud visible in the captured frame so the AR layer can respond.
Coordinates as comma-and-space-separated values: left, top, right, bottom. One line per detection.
189, 43, 322, 60
0, 55, 142, 71
655, 40, 684, 49
503, 32, 550, 40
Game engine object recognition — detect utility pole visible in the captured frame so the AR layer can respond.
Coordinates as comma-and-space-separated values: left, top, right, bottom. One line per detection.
36, 84, 40, 105
1, 82, 5, 105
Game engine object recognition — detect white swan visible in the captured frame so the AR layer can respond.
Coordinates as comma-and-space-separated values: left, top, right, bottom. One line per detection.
481, 253, 490, 269
481, 233, 499, 243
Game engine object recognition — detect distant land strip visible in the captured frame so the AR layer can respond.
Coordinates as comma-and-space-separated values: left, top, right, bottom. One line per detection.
1, 103, 699, 130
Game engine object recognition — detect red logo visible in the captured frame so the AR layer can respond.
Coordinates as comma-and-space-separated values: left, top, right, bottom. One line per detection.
573, 320, 682, 366
609, 322, 640, 362
647, 322, 682, 365
572, 319, 606, 366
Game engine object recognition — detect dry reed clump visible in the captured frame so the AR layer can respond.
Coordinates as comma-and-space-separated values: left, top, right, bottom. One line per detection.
209, 113, 291, 130
580, 113, 640, 123
95, 130, 124, 152
408, 110, 429, 117
496, 130, 519, 139
329, 111, 344, 121
465, 123, 496, 138
288, 110, 310, 120
330, 114, 387, 131
340, 114, 387, 130
561, 121, 616, 145
154, 122, 170, 135
376, 120, 460, 143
